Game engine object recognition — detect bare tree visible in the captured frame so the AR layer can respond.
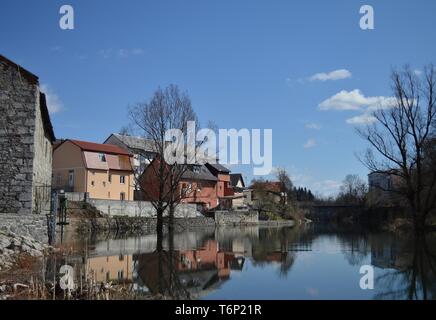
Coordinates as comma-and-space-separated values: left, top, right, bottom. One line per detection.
275, 167, 294, 196
358, 65, 436, 232
337, 174, 368, 205
129, 84, 201, 235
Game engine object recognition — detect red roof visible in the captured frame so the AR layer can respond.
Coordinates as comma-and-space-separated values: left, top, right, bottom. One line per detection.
68, 139, 132, 156
250, 181, 281, 193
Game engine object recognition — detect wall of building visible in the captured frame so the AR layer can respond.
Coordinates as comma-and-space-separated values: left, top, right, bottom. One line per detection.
32, 93, 53, 215
87, 199, 200, 218
0, 57, 37, 214
87, 170, 134, 201
215, 210, 259, 225
180, 180, 219, 209
52, 141, 87, 192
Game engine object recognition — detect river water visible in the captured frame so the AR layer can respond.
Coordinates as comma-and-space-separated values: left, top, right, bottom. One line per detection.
55, 225, 436, 300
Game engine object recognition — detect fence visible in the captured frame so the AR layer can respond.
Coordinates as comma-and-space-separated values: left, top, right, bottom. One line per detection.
33, 185, 52, 215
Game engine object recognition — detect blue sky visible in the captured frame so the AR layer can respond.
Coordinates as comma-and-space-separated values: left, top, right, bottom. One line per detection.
1, 0, 436, 196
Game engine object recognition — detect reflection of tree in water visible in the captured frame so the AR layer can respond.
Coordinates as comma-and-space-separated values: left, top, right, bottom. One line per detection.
134, 227, 236, 299
134, 228, 191, 299
340, 234, 371, 266
373, 234, 436, 300
251, 227, 303, 278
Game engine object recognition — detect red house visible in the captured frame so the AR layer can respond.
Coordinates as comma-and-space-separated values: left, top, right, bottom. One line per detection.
139, 156, 219, 211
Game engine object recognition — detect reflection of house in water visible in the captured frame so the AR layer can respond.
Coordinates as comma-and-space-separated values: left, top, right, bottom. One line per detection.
87, 254, 134, 283
133, 240, 244, 297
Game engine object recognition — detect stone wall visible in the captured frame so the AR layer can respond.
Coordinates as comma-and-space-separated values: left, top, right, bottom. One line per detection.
73, 216, 215, 235
215, 210, 259, 225
0, 213, 48, 243
0, 58, 38, 214
87, 199, 200, 218
31, 92, 53, 215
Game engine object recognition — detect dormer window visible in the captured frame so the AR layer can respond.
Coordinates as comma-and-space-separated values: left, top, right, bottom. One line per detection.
99, 153, 106, 162
192, 166, 201, 174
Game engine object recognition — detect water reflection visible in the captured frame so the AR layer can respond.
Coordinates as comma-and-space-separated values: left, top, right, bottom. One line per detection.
55, 225, 436, 300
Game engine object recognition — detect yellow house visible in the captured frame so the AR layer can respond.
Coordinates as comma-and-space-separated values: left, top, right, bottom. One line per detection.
52, 139, 135, 200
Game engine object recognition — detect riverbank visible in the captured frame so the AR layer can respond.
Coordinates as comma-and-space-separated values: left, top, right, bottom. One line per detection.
0, 230, 53, 300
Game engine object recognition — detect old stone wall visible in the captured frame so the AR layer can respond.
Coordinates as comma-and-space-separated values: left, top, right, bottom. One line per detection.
0, 59, 37, 214
87, 199, 200, 218
73, 216, 215, 235
31, 92, 53, 215
0, 213, 48, 243
215, 210, 259, 225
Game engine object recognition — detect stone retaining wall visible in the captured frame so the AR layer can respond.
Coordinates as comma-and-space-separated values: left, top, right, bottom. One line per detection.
214, 210, 259, 225
73, 216, 215, 235
0, 213, 48, 243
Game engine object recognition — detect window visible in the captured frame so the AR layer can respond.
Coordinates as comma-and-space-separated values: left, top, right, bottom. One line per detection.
197, 183, 202, 192
68, 170, 74, 187
193, 166, 201, 174
118, 270, 124, 280
120, 192, 125, 201
108, 192, 111, 198
98, 153, 106, 162
91, 181, 95, 187
108, 174, 112, 183
103, 181, 106, 187
120, 175, 125, 184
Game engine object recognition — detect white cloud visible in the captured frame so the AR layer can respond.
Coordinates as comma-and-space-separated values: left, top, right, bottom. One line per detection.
319, 89, 397, 112
118, 48, 144, 58
309, 69, 352, 82
312, 180, 342, 197
40, 84, 63, 114
303, 139, 316, 149
279, 165, 342, 197
99, 48, 144, 59
346, 114, 377, 125
305, 122, 322, 130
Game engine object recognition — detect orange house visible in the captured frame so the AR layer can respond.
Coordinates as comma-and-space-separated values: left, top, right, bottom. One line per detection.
52, 139, 135, 200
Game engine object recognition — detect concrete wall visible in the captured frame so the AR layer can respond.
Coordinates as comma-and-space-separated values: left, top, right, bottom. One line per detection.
0, 213, 48, 243
87, 199, 200, 218
215, 210, 259, 225
52, 141, 87, 192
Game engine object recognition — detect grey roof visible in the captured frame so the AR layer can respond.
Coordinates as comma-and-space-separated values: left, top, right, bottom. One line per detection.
205, 163, 230, 174
112, 134, 157, 153
182, 165, 218, 181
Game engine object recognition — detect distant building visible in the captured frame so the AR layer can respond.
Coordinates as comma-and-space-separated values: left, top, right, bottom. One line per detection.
248, 181, 286, 208
103, 133, 157, 189
0, 55, 55, 215
52, 139, 135, 200
367, 170, 404, 206
229, 174, 247, 209
230, 173, 245, 190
